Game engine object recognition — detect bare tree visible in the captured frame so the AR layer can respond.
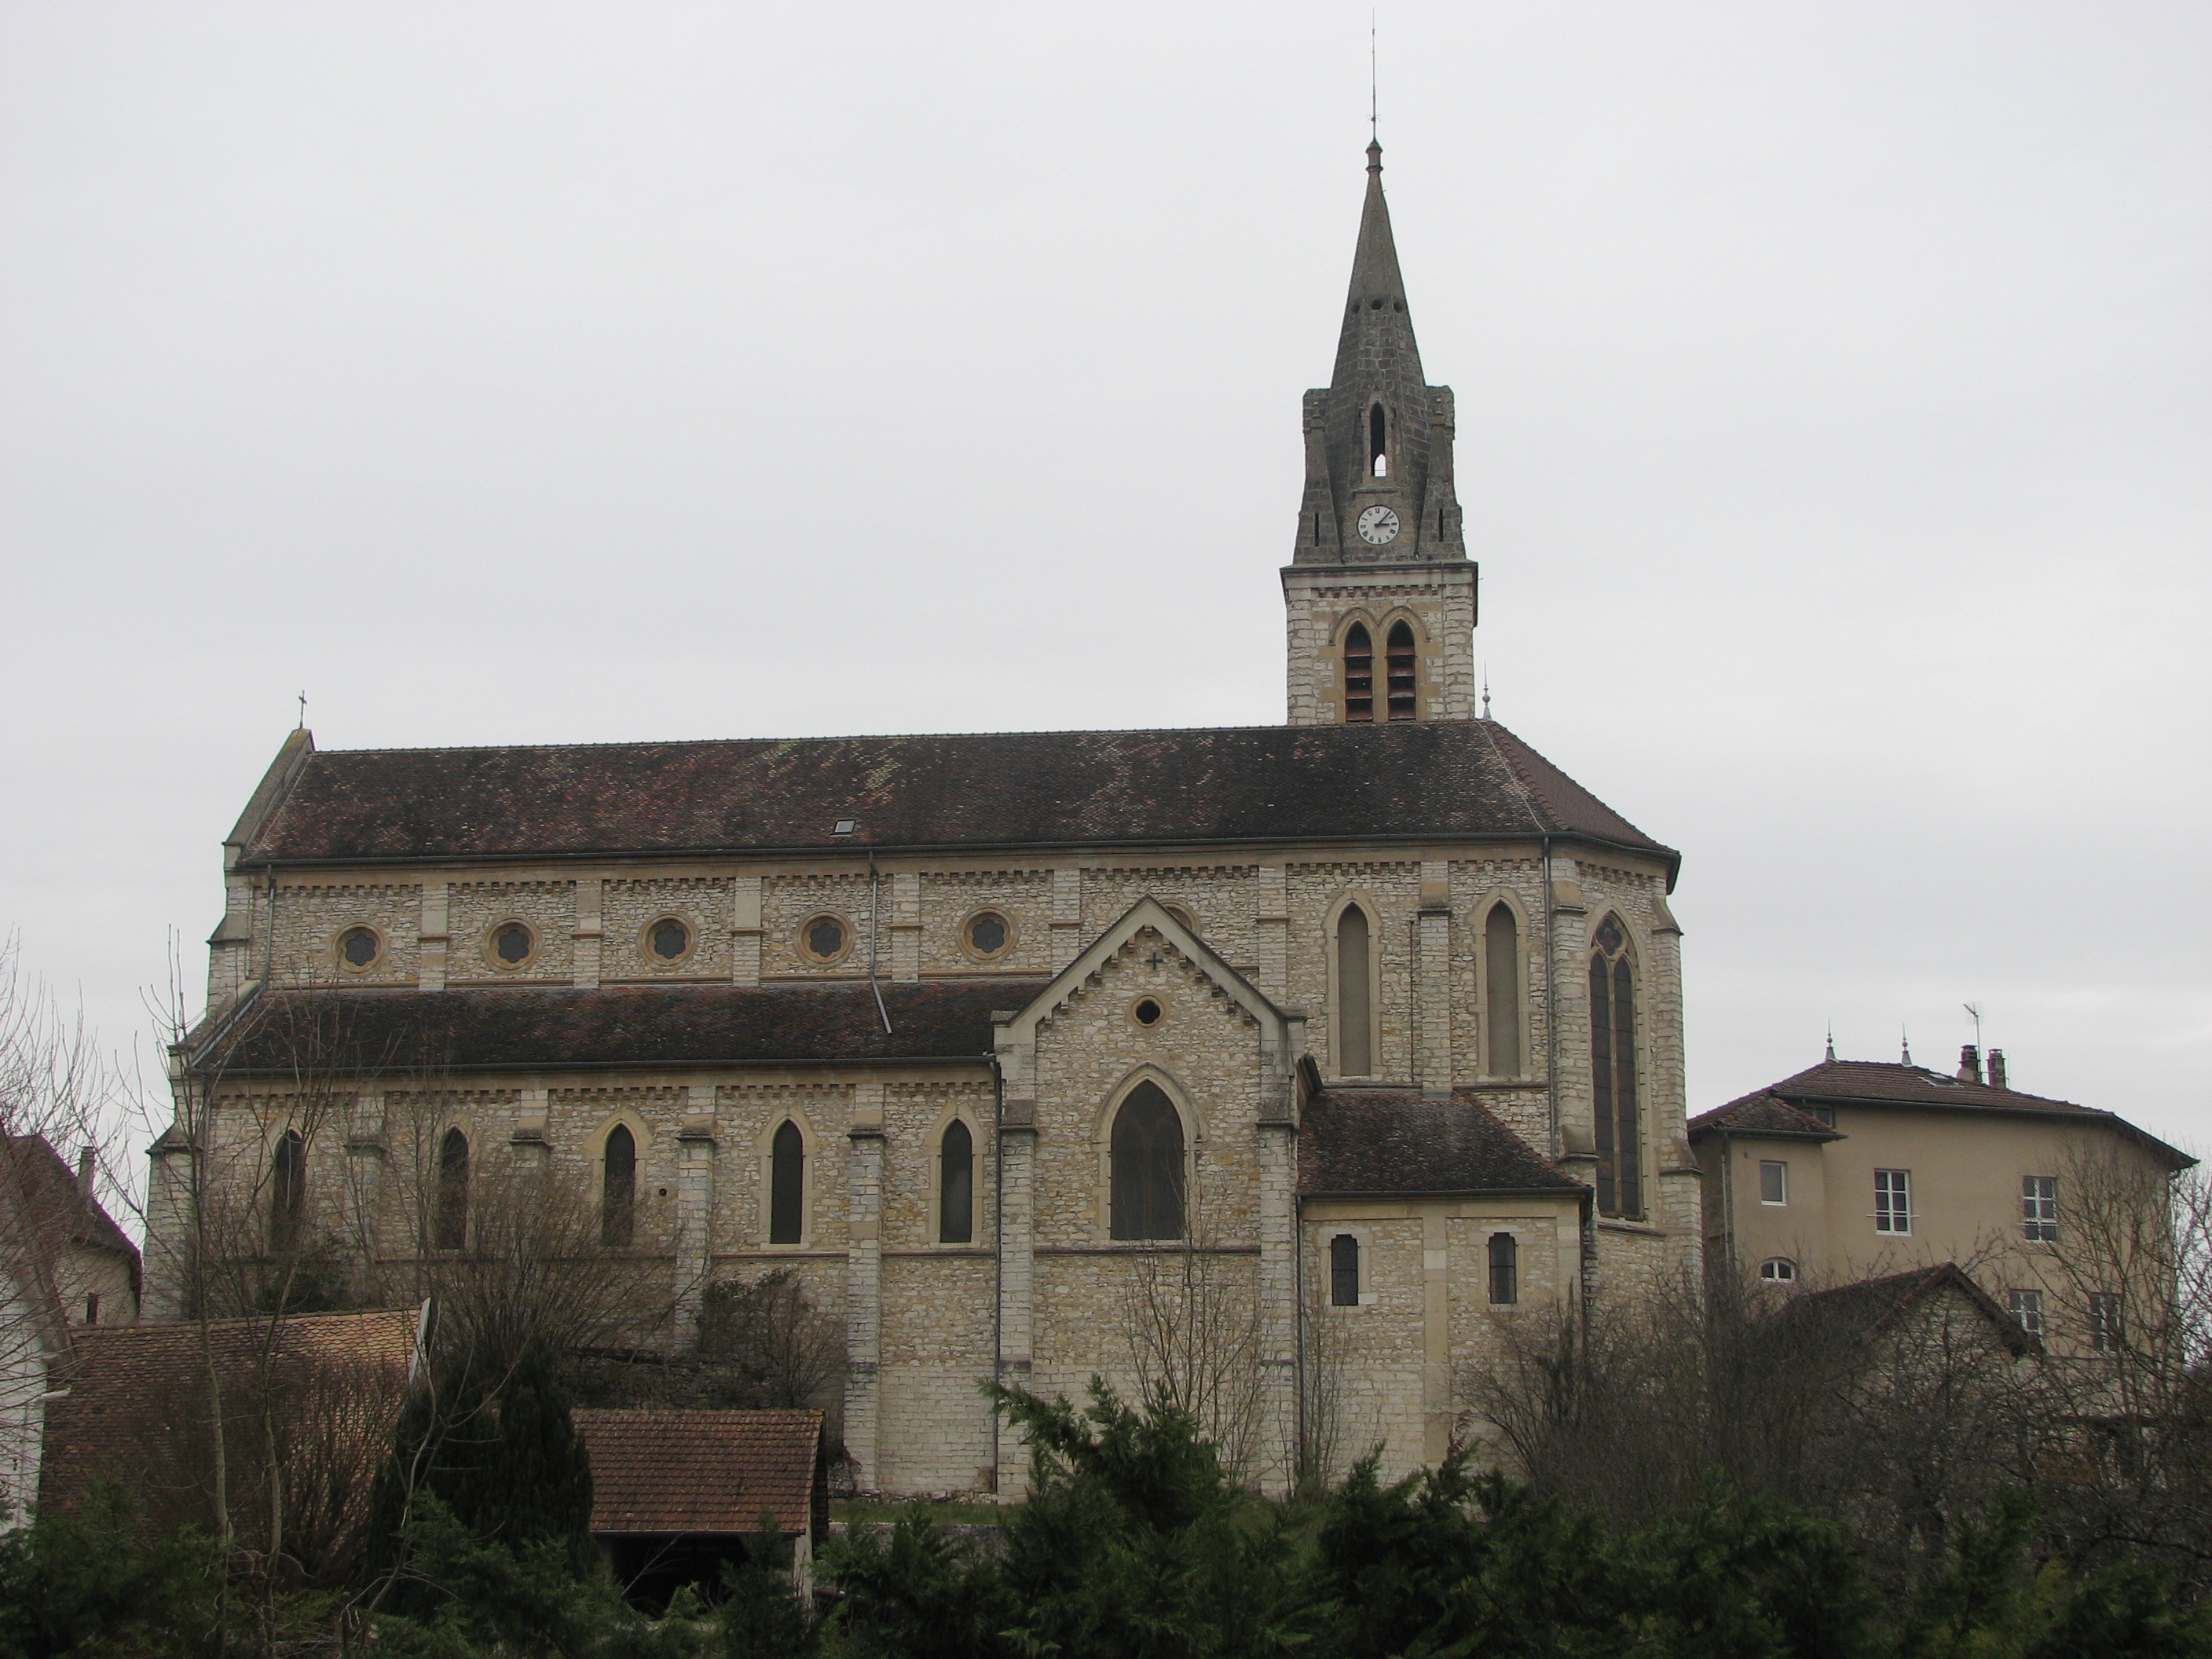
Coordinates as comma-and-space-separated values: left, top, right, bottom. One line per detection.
1116, 1228, 1265, 1482
694, 1268, 845, 1411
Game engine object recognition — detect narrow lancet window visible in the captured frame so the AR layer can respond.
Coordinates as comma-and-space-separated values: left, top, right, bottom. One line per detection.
1343, 624, 1374, 723
1330, 1234, 1361, 1306
1337, 904, 1374, 1075
1489, 1232, 1518, 1304
1589, 917, 1643, 1219
270, 1129, 306, 1254
1109, 1082, 1185, 1241
434, 1127, 469, 1250
939, 1119, 974, 1244
1386, 621, 1416, 720
1485, 903, 1522, 1077
770, 1119, 805, 1245
1369, 403, 1388, 477
602, 1123, 636, 1247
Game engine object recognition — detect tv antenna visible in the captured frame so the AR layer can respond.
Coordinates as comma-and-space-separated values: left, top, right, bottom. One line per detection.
1963, 1002, 1983, 1051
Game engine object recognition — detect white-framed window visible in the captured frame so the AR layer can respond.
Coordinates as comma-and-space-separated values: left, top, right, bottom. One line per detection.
2008, 1288, 2044, 1338
2022, 1175, 2057, 1242
1874, 1168, 1912, 1235
1758, 1160, 1787, 1206
1759, 1257, 1796, 1284
2089, 1291, 2122, 1354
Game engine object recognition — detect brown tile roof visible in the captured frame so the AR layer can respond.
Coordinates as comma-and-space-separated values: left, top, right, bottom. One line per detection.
1299, 1090, 1584, 1197
572, 1409, 821, 1536
1701, 1059, 2192, 1168
41, 1307, 420, 1526
203, 981, 1039, 1075
2, 1135, 140, 1269
237, 721, 1675, 880
1686, 1095, 1842, 1141
1775, 1263, 2041, 1358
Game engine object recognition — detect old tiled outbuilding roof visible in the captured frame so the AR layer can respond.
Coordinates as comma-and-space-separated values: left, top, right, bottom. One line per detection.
1685, 1095, 1843, 1141
1299, 1090, 1584, 1196
2, 1135, 141, 1272
204, 982, 1041, 1075
236, 721, 1675, 881
1775, 1263, 2041, 1358
572, 1409, 824, 1539
41, 1306, 420, 1520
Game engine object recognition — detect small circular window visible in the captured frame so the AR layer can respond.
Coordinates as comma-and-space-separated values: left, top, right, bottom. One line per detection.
1759, 1258, 1797, 1284
1133, 997, 1163, 1027
648, 917, 691, 961
801, 915, 849, 962
493, 921, 534, 966
339, 927, 380, 969
965, 910, 1011, 959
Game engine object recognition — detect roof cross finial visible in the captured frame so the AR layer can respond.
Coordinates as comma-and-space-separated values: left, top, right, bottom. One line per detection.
1481, 665, 1492, 721
1900, 1025, 1913, 1066
1370, 9, 1379, 153
296, 690, 306, 730
1825, 1024, 1836, 1064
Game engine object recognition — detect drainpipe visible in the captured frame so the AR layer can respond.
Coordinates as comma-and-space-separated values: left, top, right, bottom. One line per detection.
987, 1047, 1005, 1489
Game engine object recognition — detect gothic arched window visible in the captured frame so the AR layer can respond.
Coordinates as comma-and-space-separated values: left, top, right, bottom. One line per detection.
770, 1120, 805, 1245
1386, 621, 1416, 720
1109, 1082, 1185, 1241
1336, 904, 1374, 1076
1590, 917, 1643, 1220
1343, 624, 1375, 723
1369, 402, 1388, 477
939, 1119, 974, 1245
434, 1127, 469, 1251
1485, 903, 1522, 1078
1489, 1232, 1519, 1304
270, 1129, 306, 1254
1329, 1233, 1361, 1306
601, 1124, 636, 1247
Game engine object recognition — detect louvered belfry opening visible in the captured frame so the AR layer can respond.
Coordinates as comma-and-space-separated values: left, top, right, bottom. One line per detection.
1343, 624, 1374, 723
1386, 621, 1416, 720
1368, 402, 1388, 478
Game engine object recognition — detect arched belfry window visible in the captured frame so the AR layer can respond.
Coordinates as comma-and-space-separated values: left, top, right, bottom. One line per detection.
270, 1129, 306, 1254
601, 1124, 636, 1247
1485, 903, 1522, 1078
1336, 905, 1375, 1076
1343, 624, 1374, 723
1590, 917, 1643, 1220
434, 1127, 469, 1251
1386, 621, 1416, 720
1369, 403, 1388, 478
770, 1119, 805, 1244
1109, 1082, 1185, 1241
939, 1119, 974, 1245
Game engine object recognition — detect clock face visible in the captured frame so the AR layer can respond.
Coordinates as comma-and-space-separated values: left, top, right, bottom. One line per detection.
1357, 505, 1401, 545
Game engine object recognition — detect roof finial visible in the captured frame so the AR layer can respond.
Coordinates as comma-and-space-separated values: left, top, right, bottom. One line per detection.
296, 690, 306, 731
1825, 1024, 1836, 1064
1481, 665, 1491, 721
1900, 1025, 1913, 1066
1370, 8, 1379, 155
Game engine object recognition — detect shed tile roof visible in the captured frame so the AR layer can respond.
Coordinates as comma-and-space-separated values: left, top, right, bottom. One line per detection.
3, 1135, 140, 1267
1299, 1090, 1584, 1196
572, 1409, 820, 1536
238, 721, 1675, 877
1775, 1263, 2040, 1358
203, 982, 1038, 1075
1686, 1095, 1843, 1140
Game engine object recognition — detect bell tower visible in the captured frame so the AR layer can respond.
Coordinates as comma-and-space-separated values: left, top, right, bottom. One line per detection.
1284, 142, 1478, 724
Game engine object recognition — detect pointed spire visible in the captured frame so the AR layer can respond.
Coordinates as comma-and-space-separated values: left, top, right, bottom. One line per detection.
1339, 141, 1415, 346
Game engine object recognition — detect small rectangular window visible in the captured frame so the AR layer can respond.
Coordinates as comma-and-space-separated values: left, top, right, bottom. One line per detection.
83, 1294, 99, 1326
1874, 1169, 1912, 1235
2008, 1288, 2043, 1338
2089, 1291, 2122, 1354
1759, 1160, 1787, 1206
1487, 1232, 1518, 1305
1329, 1234, 1361, 1307
2023, 1175, 2057, 1242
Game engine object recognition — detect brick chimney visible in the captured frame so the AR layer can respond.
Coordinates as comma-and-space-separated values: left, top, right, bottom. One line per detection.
1958, 1044, 1983, 1084
1987, 1049, 2007, 1090
76, 1146, 94, 1198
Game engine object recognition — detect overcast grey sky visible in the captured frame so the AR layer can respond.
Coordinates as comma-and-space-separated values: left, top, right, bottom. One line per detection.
2, 2, 2207, 1155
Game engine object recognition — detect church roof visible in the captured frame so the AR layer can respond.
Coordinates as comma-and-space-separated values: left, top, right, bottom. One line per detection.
235, 720, 1675, 879
200, 982, 1037, 1075
1299, 1088, 1584, 1197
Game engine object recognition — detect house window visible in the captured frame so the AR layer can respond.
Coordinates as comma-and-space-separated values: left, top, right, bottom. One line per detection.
434, 1127, 469, 1250
1343, 624, 1375, 723
770, 1120, 805, 1245
1589, 917, 1642, 1219
939, 1119, 974, 1245
1488, 1232, 1518, 1305
2089, 1291, 2122, 1354
270, 1129, 306, 1254
1874, 1169, 1912, 1236
1109, 1082, 1185, 1241
1385, 621, 1416, 720
2009, 1288, 2044, 1338
1760, 1258, 1797, 1284
1484, 903, 1521, 1077
83, 1294, 99, 1325
2023, 1176, 2057, 1242
1336, 905, 1374, 1076
601, 1124, 636, 1247
1330, 1234, 1360, 1306
1759, 1160, 1788, 1206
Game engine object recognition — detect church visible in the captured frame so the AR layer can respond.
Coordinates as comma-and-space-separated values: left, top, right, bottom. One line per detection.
146, 142, 1693, 1496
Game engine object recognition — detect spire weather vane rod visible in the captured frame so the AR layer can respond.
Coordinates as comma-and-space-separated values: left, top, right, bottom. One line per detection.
1370, 9, 1379, 145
